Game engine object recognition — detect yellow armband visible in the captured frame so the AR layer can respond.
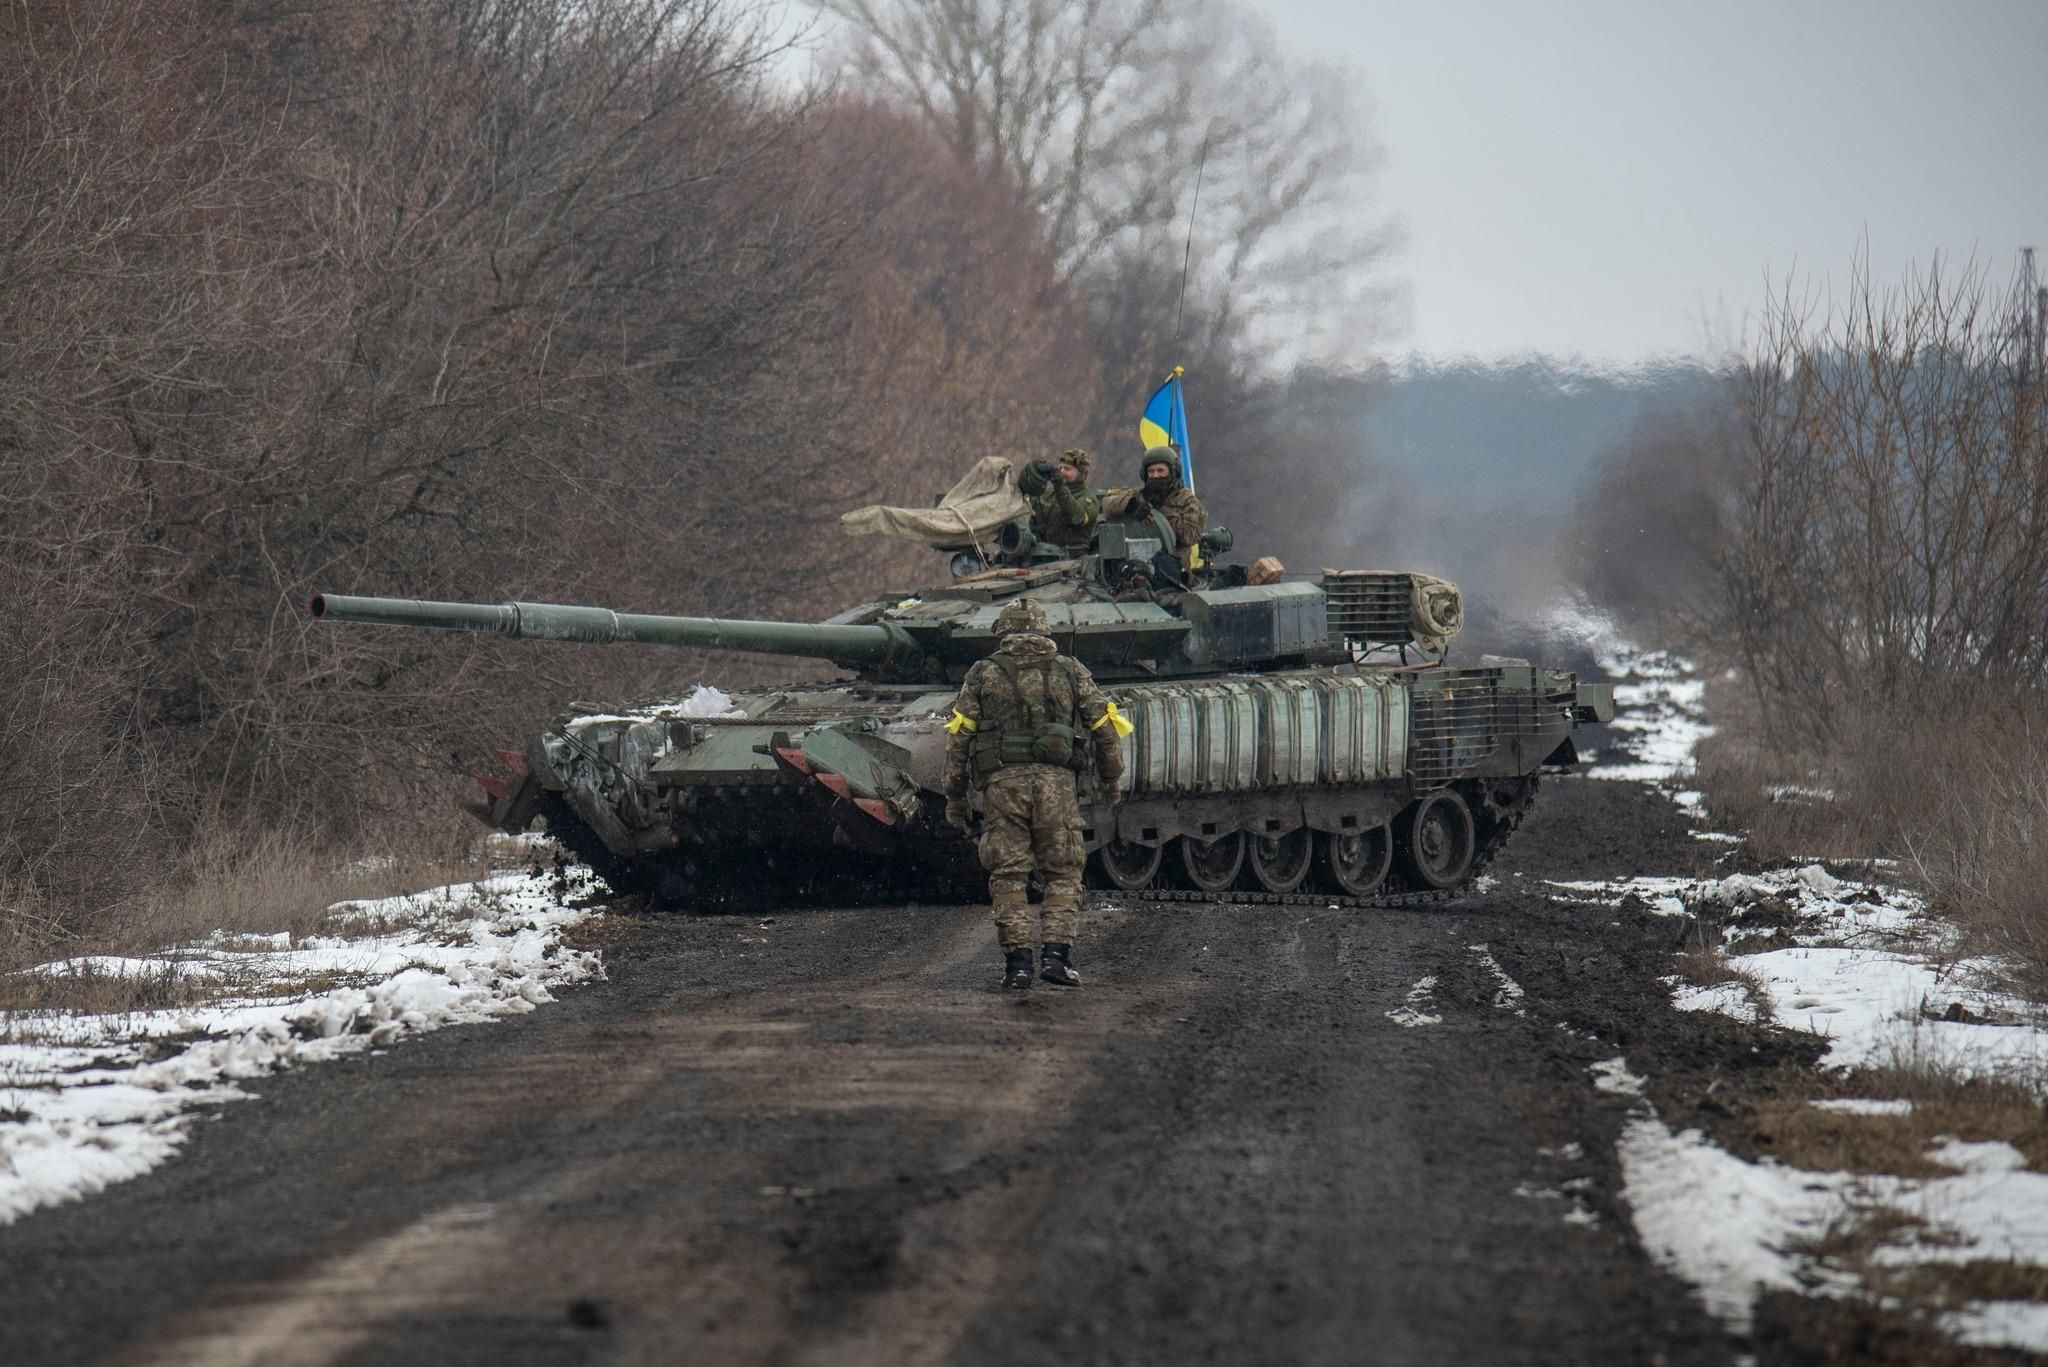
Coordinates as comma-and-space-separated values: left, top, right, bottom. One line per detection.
945, 709, 977, 735
1089, 701, 1135, 737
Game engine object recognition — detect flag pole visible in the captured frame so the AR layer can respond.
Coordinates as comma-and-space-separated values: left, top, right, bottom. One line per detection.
1172, 135, 1210, 346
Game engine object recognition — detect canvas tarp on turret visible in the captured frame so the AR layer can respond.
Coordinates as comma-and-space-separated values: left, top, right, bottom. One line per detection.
839, 457, 1028, 547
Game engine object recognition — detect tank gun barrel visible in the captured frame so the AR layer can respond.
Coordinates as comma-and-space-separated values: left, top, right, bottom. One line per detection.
309, 593, 916, 668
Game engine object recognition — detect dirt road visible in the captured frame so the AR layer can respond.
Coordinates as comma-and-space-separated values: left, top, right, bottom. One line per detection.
1, 777, 1769, 1366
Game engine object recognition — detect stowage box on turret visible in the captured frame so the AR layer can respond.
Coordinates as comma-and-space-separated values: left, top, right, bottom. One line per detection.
312, 523, 1613, 906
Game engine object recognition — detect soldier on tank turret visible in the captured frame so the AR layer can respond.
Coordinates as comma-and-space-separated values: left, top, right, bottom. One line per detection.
1015, 448, 1099, 556
942, 598, 1130, 990
1103, 446, 1207, 571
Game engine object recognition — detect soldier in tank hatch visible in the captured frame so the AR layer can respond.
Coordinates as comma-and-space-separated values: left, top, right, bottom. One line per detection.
1102, 446, 1207, 571
1015, 448, 1100, 555
942, 597, 1131, 990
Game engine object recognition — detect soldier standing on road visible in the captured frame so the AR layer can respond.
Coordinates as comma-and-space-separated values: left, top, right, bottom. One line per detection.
942, 598, 1131, 990
1015, 449, 1100, 556
1103, 446, 1208, 571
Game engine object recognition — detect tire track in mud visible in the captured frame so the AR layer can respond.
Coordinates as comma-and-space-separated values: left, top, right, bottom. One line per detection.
1, 777, 1749, 1366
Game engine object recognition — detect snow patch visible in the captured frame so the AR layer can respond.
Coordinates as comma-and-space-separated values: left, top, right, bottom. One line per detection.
678, 684, 744, 718
1385, 976, 1442, 1029
1810, 1098, 1914, 1117
1670, 979, 1765, 1025
1468, 944, 1526, 1015
0, 872, 604, 1226
1618, 1115, 1843, 1333
1592, 1057, 1646, 1096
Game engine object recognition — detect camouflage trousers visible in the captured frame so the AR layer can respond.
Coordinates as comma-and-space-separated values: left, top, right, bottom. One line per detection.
977, 764, 1085, 951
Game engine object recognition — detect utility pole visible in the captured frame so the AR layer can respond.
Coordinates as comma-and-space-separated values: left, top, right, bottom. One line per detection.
2017, 247, 2043, 389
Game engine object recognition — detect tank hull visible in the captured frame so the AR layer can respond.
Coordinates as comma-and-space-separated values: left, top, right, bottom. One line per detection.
474, 661, 1606, 905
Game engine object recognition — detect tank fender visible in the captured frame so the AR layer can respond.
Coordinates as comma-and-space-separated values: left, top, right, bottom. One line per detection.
1573, 681, 1616, 723
523, 733, 568, 791
1298, 789, 1409, 836
791, 724, 925, 824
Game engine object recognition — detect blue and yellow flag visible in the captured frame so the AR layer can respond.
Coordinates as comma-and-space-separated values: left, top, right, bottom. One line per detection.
1138, 366, 1194, 491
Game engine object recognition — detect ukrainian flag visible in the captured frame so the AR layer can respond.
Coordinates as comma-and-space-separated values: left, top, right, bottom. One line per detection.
1138, 366, 1194, 491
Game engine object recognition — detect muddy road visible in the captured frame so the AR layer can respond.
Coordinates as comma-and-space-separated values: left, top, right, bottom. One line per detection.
1, 777, 1763, 1366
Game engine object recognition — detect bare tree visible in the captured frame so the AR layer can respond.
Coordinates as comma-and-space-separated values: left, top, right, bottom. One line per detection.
814, 0, 1395, 357
0, 0, 1104, 943
1709, 253, 2048, 746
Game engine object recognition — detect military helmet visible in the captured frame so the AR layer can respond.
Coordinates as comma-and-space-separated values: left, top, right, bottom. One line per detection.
1058, 447, 1092, 480
993, 598, 1051, 637
1141, 445, 1179, 482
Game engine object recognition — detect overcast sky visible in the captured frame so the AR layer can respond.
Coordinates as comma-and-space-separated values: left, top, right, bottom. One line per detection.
1245, 0, 2048, 365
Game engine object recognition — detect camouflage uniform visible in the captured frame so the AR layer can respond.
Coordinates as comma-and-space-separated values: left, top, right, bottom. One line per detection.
943, 598, 1128, 987
1017, 448, 1100, 555
1102, 446, 1207, 569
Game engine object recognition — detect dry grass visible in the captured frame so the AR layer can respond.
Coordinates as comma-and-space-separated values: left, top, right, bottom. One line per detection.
1877, 1260, 2048, 1309
0, 821, 511, 1017
1692, 671, 1882, 865
1798, 1202, 1956, 1262
1751, 1083, 2048, 1178
1696, 668, 2048, 995
1780, 1224, 2048, 1365
1709, 1057, 2048, 1186
1669, 946, 1776, 1023
1753, 1290, 2033, 1367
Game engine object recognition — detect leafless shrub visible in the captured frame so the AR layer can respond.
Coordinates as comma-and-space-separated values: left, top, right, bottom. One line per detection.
816, 0, 1396, 357
1697, 669, 2048, 984
0, 0, 1108, 949
1710, 254, 2048, 749
1678, 254, 2048, 987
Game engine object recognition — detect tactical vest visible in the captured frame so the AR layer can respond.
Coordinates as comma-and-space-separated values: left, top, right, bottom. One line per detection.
967, 654, 1091, 779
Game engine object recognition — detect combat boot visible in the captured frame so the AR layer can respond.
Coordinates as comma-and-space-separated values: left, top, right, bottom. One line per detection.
1039, 943, 1081, 987
1002, 948, 1036, 990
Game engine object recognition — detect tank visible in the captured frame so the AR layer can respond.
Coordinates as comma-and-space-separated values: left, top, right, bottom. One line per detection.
310, 527, 1614, 908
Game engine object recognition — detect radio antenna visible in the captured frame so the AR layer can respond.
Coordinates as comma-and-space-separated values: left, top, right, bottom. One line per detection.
1172, 134, 1211, 344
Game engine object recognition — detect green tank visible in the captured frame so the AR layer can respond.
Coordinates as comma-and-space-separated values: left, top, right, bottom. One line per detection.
311, 528, 1613, 906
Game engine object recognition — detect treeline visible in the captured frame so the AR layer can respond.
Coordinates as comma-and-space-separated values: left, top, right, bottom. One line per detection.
0, 0, 1384, 947
1576, 257, 2048, 983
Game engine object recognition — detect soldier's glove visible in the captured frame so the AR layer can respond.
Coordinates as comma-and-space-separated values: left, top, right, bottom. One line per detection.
1099, 783, 1122, 808
1124, 495, 1152, 519
944, 797, 973, 832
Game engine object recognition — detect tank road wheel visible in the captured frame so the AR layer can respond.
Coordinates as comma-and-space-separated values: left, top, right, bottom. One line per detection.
1248, 829, 1315, 894
1315, 825, 1392, 897
1397, 791, 1477, 890
1175, 833, 1245, 895
1094, 839, 1164, 891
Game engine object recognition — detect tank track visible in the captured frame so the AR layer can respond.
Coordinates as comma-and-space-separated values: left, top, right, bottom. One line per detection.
1089, 780, 1536, 912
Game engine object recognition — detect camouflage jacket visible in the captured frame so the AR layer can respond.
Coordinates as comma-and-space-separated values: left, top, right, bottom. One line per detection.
1028, 481, 1100, 554
943, 633, 1126, 797
1103, 486, 1207, 560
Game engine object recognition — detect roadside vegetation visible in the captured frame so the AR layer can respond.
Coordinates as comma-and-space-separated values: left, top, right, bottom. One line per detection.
1577, 255, 2048, 1356
1581, 253, 2048, 993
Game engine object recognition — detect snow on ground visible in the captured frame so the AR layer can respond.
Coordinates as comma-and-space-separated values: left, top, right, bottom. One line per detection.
1469, 944, 1526, 1016
1562, 643, 2048, 1353
0, 870, 602, 1226
1385, 976, 1442, 1028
